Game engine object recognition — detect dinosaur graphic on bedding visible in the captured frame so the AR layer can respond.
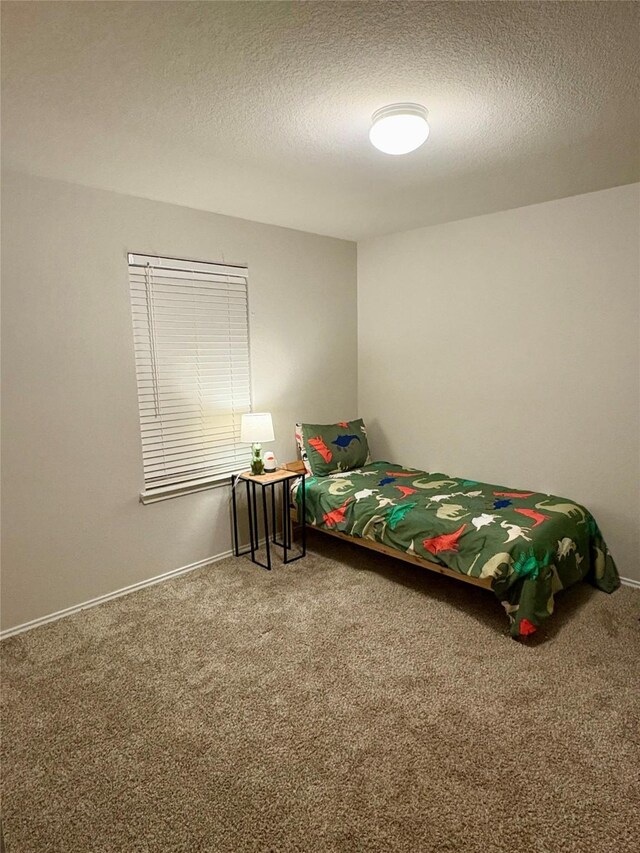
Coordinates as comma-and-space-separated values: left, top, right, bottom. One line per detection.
295, 461, 619, 638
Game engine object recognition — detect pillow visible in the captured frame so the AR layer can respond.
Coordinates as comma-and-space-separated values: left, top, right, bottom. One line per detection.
295, 419, 370, 476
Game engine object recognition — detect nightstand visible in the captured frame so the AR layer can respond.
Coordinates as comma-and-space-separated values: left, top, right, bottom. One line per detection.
231, 468, 306, 570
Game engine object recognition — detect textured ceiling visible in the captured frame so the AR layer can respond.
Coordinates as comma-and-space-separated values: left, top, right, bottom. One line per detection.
2, 1, 639, 240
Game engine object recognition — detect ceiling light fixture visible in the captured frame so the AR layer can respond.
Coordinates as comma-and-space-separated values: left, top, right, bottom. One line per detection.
369, 103, 430, 155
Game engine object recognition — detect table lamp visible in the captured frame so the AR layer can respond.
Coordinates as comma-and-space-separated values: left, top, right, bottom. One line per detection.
240, 412, 275, 475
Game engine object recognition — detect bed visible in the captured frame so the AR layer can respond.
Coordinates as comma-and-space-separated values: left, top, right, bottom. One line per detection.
288, 420, 620, 638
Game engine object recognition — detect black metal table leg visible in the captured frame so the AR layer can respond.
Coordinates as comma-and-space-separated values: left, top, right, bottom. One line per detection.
231, 475, 240, 556
232, 477, 259, 561
271, 486, 277, 544
262, 486, 272, 571
282, 473, 306, 564
301, 473, 306, 557
251, 480, 259, 547
246, 478, 256, 562
272, 483, 286, 548
284, 479, 290, 563
281, 479, 288, 551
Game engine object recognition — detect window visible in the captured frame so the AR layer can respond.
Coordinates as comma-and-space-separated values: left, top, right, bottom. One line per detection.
128, 253, 252, 502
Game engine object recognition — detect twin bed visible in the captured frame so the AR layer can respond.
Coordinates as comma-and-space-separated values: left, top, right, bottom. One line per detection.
289, 419, 620, 638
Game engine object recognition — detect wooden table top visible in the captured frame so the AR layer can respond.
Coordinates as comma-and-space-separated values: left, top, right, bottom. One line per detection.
237, 468, 303, 484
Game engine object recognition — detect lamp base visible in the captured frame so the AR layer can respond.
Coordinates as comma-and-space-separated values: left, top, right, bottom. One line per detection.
250, 442, 264, 475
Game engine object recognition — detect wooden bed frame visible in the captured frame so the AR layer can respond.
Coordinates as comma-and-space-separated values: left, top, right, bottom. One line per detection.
283, 460, 493, 591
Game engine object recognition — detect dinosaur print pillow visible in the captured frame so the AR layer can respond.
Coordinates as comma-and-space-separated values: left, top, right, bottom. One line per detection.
295, 419, 371, 477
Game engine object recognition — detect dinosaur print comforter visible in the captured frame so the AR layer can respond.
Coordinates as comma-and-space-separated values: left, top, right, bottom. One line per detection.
295, 461, 619, 637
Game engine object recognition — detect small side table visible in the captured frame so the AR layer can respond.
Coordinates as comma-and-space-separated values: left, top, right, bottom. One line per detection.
231, 469, 306, 570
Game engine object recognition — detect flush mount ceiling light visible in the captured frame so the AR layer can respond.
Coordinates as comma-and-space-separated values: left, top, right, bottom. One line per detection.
369, 103, 430, 155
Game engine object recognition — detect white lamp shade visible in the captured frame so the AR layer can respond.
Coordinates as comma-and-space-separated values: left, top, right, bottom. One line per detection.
240, 412, 274, 444
369, 103, 429, 155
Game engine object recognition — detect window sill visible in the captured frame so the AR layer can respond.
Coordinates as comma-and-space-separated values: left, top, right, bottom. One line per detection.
140, 473, 240, 504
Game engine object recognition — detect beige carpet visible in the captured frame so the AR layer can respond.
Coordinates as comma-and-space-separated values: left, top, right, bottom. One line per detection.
1, 531, 639, 853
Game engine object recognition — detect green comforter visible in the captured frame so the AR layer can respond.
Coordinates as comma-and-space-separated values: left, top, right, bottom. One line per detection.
296, 461, 619, 637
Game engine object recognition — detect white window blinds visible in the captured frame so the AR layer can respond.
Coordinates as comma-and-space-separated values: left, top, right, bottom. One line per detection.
128, 253, 252, 500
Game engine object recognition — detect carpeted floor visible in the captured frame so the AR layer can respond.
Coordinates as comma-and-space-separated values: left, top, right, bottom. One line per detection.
1, 531, 639, 853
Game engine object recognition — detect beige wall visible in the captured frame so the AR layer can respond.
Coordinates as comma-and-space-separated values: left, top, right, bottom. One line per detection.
1, 171, 357, 630
3, 174, 638, 632
358, 184, 640, 581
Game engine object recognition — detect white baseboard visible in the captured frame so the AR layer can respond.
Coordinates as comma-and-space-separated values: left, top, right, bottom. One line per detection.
0, 548, 236, 641
3, 554, 637, 641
